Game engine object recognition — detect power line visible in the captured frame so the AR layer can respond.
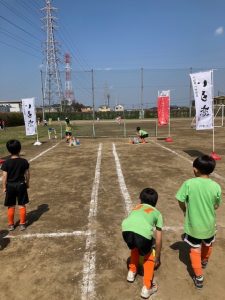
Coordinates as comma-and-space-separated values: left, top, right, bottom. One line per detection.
0, 28, 40, 52
0, 40, 41, 59
0, 15, 41, 42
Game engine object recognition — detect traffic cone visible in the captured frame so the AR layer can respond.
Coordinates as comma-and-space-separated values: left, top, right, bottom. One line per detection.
210, 152, 221, 160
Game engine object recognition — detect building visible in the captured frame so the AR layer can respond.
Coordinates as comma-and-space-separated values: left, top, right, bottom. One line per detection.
114, 104, 124, 112
98, 105, 111, 112
0, 100, 22, 112
81, 106, 93, 113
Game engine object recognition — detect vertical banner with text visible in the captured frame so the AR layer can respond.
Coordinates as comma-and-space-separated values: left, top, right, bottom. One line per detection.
22, 98, 37, 136
190, 70, 213, 130
157, 90, 170, 126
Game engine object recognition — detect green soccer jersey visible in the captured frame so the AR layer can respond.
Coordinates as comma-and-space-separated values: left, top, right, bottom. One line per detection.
139, 129, 148, 136
122, 203, 163, 240
176, 177, 222, 239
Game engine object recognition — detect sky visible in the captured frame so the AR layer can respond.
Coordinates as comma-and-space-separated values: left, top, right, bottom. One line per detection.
0, 0, 225, 108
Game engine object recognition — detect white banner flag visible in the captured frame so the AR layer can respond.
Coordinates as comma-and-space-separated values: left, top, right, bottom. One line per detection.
22, 98, 37, 136
190, 70, 213, 130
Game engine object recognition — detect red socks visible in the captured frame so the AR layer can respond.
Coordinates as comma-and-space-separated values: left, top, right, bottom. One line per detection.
8, 207, 15, 225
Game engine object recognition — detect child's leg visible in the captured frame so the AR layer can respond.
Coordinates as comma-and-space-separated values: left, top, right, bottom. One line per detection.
19, 205, 26, 225
8, 206, 15, 225
201, 243, 212, 263
143, 251, 155, 289
129, 248, 139, 273
190, 247, 202, 277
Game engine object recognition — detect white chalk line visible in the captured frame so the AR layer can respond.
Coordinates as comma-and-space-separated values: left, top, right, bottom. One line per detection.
0, 142, 61, 182
150, 139, 225, 181
81, 143, 102, 300
112, 143, 133, 215
6, 230, 89, 239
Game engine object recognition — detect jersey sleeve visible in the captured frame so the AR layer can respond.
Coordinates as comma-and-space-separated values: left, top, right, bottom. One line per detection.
25, 160, 29, 170
1, 160, 8, 172
176, 180, 188, 203
156, 212, 163, 229
215, 184, 222, 206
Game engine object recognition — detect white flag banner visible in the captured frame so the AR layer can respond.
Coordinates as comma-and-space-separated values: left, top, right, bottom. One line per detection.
190, 70, 213, 130
22, 98, 37, 136
159, 90, 170, 97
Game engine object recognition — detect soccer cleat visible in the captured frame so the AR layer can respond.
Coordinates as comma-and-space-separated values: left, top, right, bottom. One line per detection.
201, 260, 208, 269
8, 224, 15, 231
193, 275, 204, 289
19, 224, 26, 231
127, 270, 136, 283
141, 282, 158, 299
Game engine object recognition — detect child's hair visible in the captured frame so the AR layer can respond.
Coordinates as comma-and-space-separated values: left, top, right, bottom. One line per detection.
140, 188, 158, 207
6, 139, 21, 155
136, 126, 140, 131
193, 155, 216, 175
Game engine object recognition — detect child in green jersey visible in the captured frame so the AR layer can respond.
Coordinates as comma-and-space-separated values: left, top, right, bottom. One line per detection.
176, 155, 221, 289
136, 127, 148, 143
122, 188, 163, 299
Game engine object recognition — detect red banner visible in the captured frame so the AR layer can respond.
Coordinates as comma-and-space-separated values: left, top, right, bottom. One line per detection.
157, 96, 169, 126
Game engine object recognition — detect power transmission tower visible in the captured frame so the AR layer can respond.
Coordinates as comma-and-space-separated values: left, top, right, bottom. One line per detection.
64, 53, 75, 105
41, 0, 64, 112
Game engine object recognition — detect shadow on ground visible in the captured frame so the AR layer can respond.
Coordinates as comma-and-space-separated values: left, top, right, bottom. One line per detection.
0, 230, 10, 250
170, 239, 193, 278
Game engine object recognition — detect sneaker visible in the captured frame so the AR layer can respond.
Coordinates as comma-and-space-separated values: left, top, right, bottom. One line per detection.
127, 270, 136, 282
141, 282, 158, 299
201, 260, 208, 269
19, 224, 26, 231
8, 224, 15, 231
193, 275, 204, 289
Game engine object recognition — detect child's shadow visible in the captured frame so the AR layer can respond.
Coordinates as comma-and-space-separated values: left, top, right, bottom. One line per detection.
170, 239, 193, 278
0, 230, 10, 250
15, 204, 49, 228
26, 204, 49, 227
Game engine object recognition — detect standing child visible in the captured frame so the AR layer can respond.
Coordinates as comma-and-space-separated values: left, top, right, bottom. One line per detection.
136, 127, 148, 143
176, 155, 222, 289
1, 140, 30, 231
122, 188, 163, 299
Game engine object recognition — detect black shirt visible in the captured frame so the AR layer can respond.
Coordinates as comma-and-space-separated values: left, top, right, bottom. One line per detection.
1, 157, 29, 182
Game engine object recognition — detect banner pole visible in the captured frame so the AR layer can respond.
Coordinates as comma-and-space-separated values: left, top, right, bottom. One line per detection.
212, 70, 215, 152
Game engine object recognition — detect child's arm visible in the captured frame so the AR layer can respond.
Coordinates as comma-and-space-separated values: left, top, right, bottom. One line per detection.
25, 169, 30, 188
178, 201, 186, 216
155, 227, 162, 268
2, 171, 7, 193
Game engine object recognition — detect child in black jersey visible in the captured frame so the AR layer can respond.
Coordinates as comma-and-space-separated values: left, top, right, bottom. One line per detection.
1, 140, 30, 231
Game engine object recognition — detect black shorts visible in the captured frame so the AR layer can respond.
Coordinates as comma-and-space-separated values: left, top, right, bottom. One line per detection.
184, 234, 215, 248
65, 132, 72, 136
4, 182, 29, 206
140, 134, 148, 139
122, 231, 153, 256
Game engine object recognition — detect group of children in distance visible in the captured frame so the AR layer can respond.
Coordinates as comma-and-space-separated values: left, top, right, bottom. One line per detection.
0, 136, 222, 299
122, 155, 221, 298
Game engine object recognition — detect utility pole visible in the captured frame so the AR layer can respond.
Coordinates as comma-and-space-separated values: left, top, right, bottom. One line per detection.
140, 67, 144, 119
189, 67, 193, 118
91, 69, 96, 137
41, 0, 64, 113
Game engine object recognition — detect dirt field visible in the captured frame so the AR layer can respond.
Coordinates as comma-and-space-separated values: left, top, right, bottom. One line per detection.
0, 119, 225, 300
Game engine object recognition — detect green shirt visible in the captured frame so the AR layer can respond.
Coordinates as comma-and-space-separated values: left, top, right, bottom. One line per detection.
176, 177, 222, 239
122, 203, 163, 240
139, 129, 148, 136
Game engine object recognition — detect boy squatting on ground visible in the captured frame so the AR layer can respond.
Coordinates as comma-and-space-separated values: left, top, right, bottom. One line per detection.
1, 140, 30, 231
176, 155, 222, 289
122, 188, 163, 299
136, 127, 148, 143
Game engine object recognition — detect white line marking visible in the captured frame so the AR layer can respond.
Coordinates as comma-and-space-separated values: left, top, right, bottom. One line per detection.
0, 142, 61, 182
150, 139, 225, 181
81, 143, 102, 300
7, 230, 89, 239
112, 143, 133, 215
29, 142, 60, 163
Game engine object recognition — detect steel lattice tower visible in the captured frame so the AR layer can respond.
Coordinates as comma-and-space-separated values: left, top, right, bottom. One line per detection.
41, 0, 63, 111
64, 53, 75, 105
